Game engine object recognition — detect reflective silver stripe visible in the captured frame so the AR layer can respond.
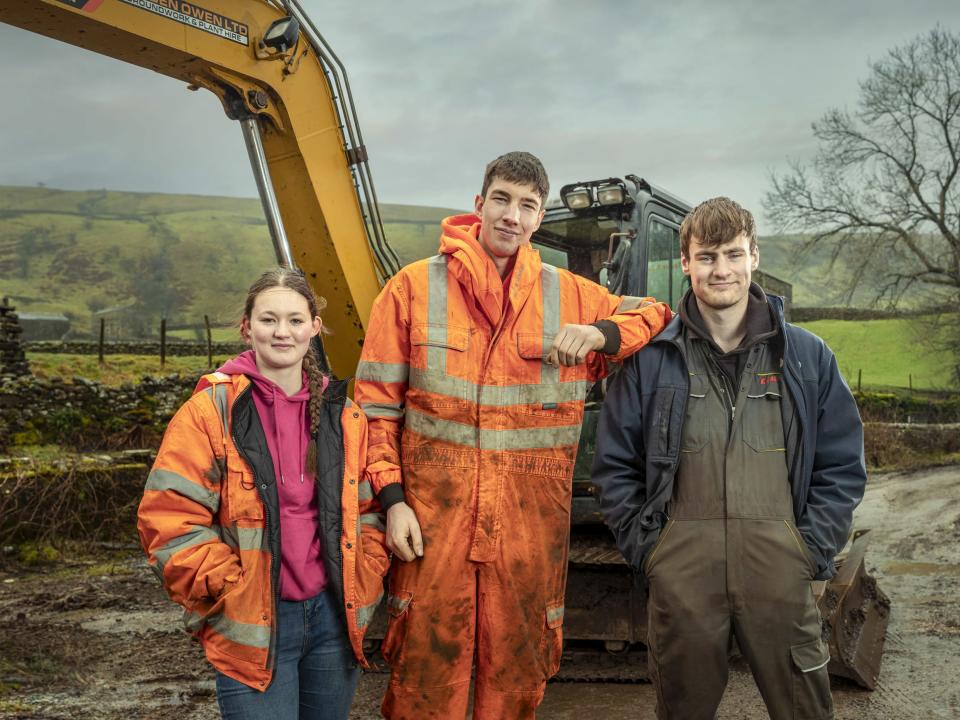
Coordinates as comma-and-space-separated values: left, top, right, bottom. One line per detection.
406, 409, 582, 449
153, 524, 221, 570
183, 609, 205, 633
426, 254, 450, 371
547, 605, 564, 624
221, 525, 266, 552
145, 468, 220, 513
482, 423, 583, 450
213, 383, 229, 436
360, 402, 405, 419
387, 593, 410, 612
355, 592, 383, 630
182, 611, 271, 648
616, 295, 646, 313
359, 513, 386, 532
357, 480, 374, 502
356, 361, 409, 384
406, 409, 476, 445
541, 264, 561, 385
409, 368, 589, 406
208, 614, 270, 648
802, 656, 831, 673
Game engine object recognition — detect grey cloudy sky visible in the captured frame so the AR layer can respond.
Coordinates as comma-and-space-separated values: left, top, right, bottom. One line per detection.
1, 0, 957, 231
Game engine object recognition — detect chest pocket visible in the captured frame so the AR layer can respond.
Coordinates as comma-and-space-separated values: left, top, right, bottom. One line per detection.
517, 332, 550, 364
515, 333, 582, 420
680, 374, 717, 452
223, 451, 264, 521
410, 323, 471, 409
411, 323, 471, 358
742, 373, 786, 452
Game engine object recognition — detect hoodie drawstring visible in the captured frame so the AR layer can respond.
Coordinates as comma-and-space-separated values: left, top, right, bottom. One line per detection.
271, 383, 307, 485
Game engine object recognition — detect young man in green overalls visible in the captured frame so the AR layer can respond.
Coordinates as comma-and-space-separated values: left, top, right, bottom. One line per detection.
592, 197, 867, 719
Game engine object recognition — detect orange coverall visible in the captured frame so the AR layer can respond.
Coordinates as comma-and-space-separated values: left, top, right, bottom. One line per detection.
355, 215, 670, 719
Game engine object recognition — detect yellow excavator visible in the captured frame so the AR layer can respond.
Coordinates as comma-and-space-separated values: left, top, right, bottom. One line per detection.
0, 0, 888, 687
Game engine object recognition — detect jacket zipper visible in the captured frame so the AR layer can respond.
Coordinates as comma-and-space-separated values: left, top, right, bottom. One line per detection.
231, 385, 280, 682
471, 310, 510, 541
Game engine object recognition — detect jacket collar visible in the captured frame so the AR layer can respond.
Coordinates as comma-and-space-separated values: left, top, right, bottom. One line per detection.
655, 286, 788, 345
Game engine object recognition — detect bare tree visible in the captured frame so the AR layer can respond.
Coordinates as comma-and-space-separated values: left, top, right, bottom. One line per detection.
765, 27, 960, 382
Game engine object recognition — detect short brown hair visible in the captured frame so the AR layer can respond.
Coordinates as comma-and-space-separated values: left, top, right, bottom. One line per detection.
680, 197, 757, 257
480, 151, 550, 206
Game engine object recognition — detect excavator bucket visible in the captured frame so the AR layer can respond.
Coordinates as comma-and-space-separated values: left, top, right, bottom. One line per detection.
813, 530, 890, 689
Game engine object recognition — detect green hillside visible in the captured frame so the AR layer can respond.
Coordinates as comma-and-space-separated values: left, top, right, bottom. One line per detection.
0, 185, 456, 333
796, 317, 958, 390
0, 184, 912, 328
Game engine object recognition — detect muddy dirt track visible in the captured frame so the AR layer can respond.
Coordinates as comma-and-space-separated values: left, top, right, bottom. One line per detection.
1, 465, 958, 719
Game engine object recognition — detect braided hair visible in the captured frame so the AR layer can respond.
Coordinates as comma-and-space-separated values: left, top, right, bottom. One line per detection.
242, 267, 327, 472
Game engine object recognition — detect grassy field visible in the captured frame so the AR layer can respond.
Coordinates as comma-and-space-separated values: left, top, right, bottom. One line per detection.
796, 317, 958, 391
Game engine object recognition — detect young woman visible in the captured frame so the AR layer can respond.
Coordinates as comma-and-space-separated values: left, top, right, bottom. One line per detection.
138, 268, 389, 719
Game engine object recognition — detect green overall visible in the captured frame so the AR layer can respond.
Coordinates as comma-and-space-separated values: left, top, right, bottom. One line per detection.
643, 335, 833, 720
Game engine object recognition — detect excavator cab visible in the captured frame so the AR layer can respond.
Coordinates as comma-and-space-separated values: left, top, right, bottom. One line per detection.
534, 176, 688, 304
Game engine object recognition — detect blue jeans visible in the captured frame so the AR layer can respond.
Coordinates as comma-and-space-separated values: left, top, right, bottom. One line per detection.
216, 590, 361, 720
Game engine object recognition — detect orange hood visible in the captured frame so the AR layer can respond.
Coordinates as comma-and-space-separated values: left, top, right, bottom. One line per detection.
439, 214, 541, 326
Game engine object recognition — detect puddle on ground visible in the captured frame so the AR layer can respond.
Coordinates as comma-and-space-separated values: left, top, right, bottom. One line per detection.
883, 562, 960, 576
80, 608, 181, 635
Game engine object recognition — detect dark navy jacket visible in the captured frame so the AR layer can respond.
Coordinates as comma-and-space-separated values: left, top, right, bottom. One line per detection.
592, 294, 866, 582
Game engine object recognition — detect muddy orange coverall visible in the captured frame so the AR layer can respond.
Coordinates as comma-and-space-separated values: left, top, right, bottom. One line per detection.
354, 214, 671, 719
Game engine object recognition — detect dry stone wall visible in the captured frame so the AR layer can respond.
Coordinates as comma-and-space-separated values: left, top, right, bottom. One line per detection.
0, 373, 197, 453
25, 340, 245, 356
0, 298, 30, 378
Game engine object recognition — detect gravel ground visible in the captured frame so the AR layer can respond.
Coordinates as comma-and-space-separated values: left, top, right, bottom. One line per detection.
1, 465, 958, 719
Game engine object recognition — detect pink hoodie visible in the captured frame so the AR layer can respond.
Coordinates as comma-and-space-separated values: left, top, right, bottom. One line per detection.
219, 350, 328, 601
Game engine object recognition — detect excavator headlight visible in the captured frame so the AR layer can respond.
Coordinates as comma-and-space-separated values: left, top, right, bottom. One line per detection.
262, 16, 300, 53
597, 185, 625, 206
561, 187, 593, 210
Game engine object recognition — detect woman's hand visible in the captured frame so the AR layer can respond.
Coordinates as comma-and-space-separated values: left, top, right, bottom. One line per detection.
386, 502, 424, 562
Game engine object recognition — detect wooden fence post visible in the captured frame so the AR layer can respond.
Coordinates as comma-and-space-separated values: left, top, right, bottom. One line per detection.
857, 368, 862, 393
160, 318, 167, 369
204, 314, 213, 368
98, 317, 105, 365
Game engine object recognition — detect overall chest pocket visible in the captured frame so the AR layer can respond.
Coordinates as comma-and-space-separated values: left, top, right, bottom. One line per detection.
514, 333, 582, 420
680, 374, 717, 452
223, 452, 264, 521
742, 373, 786, 452
410, 323, 472, 409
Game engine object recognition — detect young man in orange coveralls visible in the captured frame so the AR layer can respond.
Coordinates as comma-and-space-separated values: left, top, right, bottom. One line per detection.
355, 152, 672, 719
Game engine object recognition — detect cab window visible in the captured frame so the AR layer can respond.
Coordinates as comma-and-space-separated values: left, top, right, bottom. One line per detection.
646, 218, 686, 308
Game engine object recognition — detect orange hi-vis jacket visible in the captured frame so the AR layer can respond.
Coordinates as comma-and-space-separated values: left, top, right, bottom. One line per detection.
355, 215, 671, 718
358, 215, 672, 527
138, 373, 389, 691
